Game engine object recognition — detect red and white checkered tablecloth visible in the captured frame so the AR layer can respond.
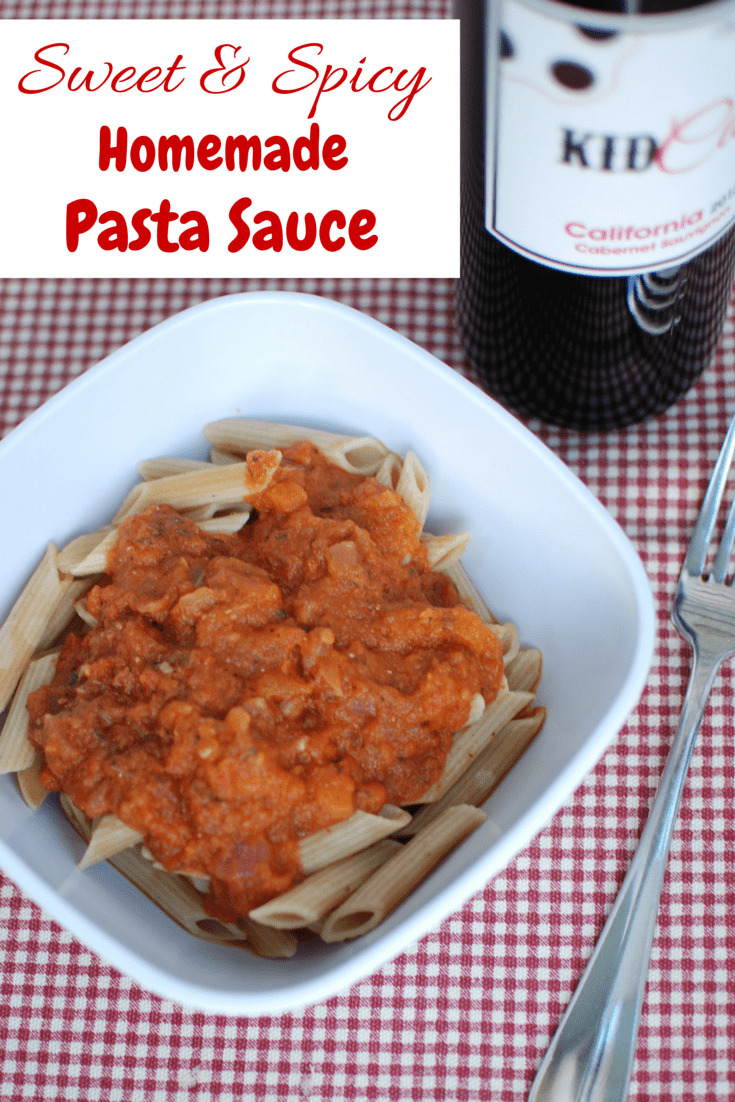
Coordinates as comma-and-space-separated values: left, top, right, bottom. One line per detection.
2, 3, 735, 1101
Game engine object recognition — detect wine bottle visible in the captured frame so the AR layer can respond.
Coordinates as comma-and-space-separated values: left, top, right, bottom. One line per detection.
458, 0, 735, 430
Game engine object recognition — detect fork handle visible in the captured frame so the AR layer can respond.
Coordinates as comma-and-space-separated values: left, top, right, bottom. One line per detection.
527, 650, 720, 1102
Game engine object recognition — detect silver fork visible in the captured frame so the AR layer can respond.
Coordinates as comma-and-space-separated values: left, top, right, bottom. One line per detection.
528, 416, 735, 1102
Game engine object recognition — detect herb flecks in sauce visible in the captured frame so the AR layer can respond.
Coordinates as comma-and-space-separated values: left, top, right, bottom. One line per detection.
28, 443, 503, 920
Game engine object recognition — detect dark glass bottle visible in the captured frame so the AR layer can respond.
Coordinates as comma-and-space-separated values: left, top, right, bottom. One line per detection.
458, 0, 735, 430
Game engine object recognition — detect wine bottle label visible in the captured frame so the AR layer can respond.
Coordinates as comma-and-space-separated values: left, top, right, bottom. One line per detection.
486, 0, 735, 275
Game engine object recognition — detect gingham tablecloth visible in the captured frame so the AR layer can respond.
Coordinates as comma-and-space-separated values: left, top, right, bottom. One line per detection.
2, 4, 735, 1101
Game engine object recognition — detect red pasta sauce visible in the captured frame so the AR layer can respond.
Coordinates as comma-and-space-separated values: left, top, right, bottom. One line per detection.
28, 443, 504, 920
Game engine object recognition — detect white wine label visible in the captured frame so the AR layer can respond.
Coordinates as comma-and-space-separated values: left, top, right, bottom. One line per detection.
486, 0, 735, 275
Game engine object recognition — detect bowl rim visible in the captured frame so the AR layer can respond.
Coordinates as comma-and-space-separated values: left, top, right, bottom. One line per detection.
0, 290, 657, 1015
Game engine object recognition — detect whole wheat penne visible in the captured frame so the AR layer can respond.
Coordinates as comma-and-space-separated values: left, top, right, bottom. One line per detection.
16, 751, 50, 810
0, 545, 64, 712
186, 872, 210, 894
36, 575, 96, 650
134, 807, 411, 891
138, 845, 206, 881
0, 650, 59, 774
204, 417, 317, 454
203, 418, 391, 476
179, 503, 219, 522
112, 452, 282, 521
57, 529, 114, 574
417, 689, 535, 803
59, 795, 251, 947
374, 452, 402, 490
197, 511, 252, 534
236, 917, 299, 959
77, 813, 144, 870
395, 451, 431, 529
108, 847, 252, 946
423, 531, 471, 571
327, 437, 397, 476
298, 806, 411, 875
64, 504, 254, 579
320, 805, 487, 942
491, 622, 521, 667
74, 599, 98, 629
209, 446, 240, 465
506, 647, 543, 695
464, 692, 486, 728
59, 792, 91, 840
248, 839, 402, 929
399, 710, 546, 837
137, 457, 213, 480
441, 560, 498, 624
73, 529, 118, 576
8, 422, 545, 953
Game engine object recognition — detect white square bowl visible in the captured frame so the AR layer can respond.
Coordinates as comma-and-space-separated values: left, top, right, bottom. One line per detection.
0, 291, 655, 1015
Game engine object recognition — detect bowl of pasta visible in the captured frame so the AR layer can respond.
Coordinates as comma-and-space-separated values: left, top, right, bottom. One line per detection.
0, 291, 655, 1014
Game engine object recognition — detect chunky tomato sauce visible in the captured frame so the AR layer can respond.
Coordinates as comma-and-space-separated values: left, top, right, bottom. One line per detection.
29, 443, 503, 920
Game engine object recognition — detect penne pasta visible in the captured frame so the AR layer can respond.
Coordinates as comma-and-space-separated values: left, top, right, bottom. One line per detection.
73, 529, 118, 576
196, 511, 252, 535
319, 805, 487, 942
177, 503, 219, 522
491, 622, 521, 667
185, 872, 211, 894
441, 560, 498, 624
465, 691, 486, 728
137, 457, 213, 481
328, 438, 397, 477
235, 917, 299, 959
417, 689, 535, 803
57, 529, 114, 575
506, 647, 543, 695
77, 813, 144, 870
248, 839, 402, 929
0, 650, 59, 774
208, 446, 240, 465
62, 506, 254, 579
73, 598, 98, 629
78, 804, 413, 908
0, 545, 64, 712
399, 709, 546, 837
59, 795, 259, 949
59, 791, 90, 838
137, 845, 205, 882
299, 806, 411, 875
203, 418, 393, 477
108, 847, 256, 948
1, 421, 545, 954
423, 531, 471, 572
395, 450, 431, 529
373, 451, 402, 490
36, 576, 96, 650
16, 751, 50, 810
112, 452, 282, 521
